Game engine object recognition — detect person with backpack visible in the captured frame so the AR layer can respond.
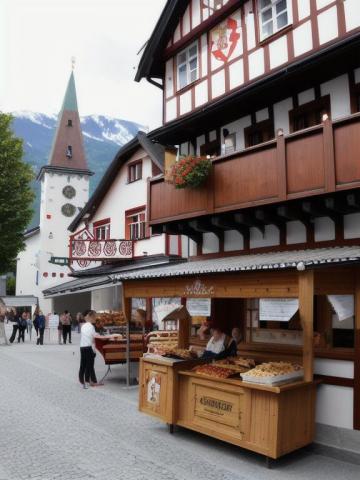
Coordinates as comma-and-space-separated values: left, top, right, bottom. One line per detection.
35, 311, 46, 345
18, 312, 28, 343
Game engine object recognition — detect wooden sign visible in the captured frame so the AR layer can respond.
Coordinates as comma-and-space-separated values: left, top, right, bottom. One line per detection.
184, 279, 215, 297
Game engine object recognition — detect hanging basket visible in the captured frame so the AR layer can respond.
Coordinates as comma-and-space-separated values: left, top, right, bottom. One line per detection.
170, 156, 212, 189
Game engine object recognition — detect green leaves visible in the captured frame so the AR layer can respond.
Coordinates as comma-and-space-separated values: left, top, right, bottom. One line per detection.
171, 156, 212, 189
0, 113, 34, 274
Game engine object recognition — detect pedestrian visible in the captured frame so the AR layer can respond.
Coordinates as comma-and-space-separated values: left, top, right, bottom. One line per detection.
26, 311, 33, 340
18, 312, 27, 343
61, 310, 71, 344
79, 310, 103, 389
76, 312, 84, 333
57, 314, 62, 345
9, 308, 20, 343
33, 307, 39, 338
36, 310, 46, 345
0, 306, 9, 345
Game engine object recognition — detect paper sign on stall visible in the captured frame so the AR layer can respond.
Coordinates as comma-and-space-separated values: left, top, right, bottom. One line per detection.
259, 298, 299, 322
48, 314, 59, 329
186, 298, 211, 317
327, 295, 354, 321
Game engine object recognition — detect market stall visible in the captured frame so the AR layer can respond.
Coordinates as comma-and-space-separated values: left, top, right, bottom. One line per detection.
117, 262, 360, 462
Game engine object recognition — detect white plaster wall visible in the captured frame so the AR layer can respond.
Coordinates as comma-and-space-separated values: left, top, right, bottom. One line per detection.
169, 235, 179, 255
314, 217, 335, 242
211, 69, 226, 99
224, 230, 244, 252
220, 116, 251, 152
273, 97, 293, 135
248, 49, 265, 80
192, 0, 201, 28
344, 0, 360, 32
166, 98, 177, 122
250, 225, 280, 249
314, 359, 354, 379
298, 88, 315, 105
16, 233, 41, 299
286, 221, 307, 244
293, 21, 313, 57
229, 59, 244, 90
196, 135, 206, 156
255, 108, 269, 123
316, 385, 354, 429
269, 35, 288, 69
244, 1, 256, 50
297, 0, 310, 20
195, 80, 208, 107
180, 90, 192, 115
344, 213, 360, 239
317, 6, 339, 45
209, 130, 217, 142
321, 74, 351, 119
182, 5, 191, 36
165, 59, 174, 99
202, 233, 219, 254
316, 0, 334, 8
201, 34, 208, 78
134, 235, 166, 257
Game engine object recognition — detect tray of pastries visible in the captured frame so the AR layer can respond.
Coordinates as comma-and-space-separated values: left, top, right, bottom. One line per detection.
241, 361, 303, 385
213, 357, 256, 373
193, 364, 236, 379
161, 347, 198, 360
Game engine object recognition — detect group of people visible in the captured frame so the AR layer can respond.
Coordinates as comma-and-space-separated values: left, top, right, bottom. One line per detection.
3, 308, 47, 345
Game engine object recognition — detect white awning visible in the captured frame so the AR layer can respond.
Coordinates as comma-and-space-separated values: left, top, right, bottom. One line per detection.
0, 296, 38, 308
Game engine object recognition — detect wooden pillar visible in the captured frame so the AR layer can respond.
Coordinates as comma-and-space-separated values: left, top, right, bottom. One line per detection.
122, 290, 132, 387
299, 270, 314, 382
354, 270, 360, 430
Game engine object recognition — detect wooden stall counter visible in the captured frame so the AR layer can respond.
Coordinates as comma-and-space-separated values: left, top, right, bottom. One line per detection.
139, 356, 318, 460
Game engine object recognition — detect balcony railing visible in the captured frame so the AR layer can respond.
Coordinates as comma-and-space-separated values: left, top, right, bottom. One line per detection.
148, 113, 360, 225
70, 239, 133, 261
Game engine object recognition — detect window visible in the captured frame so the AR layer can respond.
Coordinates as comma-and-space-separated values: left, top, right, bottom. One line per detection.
289, 96, 331, 133
93, 219, 111, 240
177, 42, 198, 90
223, 132, 236, 155
126, 209, 146, 240
128, 161, 142, 183
67, 119, 73, 127
259, 0, 290, 40
244, 120, 274, 148
66, 145, 72, 158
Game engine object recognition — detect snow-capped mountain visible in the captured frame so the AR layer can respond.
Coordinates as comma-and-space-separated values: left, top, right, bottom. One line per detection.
11, 111, 146, 228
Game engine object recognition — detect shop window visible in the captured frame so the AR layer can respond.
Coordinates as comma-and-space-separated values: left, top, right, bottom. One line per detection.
177, 41, 198, 90
93, 219, 111, 240
125, 207, 146, 241
244, 120, 274, 148
289, 96, 331, 133
200, 139, 220, 158
258, 0, 290, 40
128, 161, 142, 183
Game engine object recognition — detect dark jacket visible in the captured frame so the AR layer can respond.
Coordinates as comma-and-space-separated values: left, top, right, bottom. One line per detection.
36, 315, 46, 329
202, 336, 237, 360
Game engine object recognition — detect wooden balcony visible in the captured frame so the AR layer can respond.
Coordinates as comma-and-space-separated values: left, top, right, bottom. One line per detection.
149, 114, 360, 226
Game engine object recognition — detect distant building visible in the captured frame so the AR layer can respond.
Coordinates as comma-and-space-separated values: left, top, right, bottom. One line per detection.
16, 70, 93, 313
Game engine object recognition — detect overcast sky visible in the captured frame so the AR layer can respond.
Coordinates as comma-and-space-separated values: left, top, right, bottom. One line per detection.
0, 0, 167, 130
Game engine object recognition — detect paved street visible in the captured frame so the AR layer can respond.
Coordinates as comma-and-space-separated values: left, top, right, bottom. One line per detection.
0, 329, 359, 480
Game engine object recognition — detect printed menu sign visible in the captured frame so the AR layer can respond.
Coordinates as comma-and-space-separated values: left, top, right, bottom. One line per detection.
186, 298, 211, 317
327, 295, 354, 321
260, 298, 299, 322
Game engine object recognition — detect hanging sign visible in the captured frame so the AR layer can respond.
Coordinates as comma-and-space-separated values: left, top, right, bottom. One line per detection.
259, 298, 299, 322
184, 279, 215, 296
186, 298, 211, 317
327, 295, 354, 322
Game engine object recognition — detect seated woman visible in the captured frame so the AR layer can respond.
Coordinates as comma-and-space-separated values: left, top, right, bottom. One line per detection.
202, 328, 237, 360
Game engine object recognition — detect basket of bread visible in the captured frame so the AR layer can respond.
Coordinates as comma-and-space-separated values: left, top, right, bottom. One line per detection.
241, 361, 303, 385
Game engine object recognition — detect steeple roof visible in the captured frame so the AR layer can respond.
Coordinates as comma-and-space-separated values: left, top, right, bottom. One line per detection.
61, 71, 78, 112
46, 70, 90, 173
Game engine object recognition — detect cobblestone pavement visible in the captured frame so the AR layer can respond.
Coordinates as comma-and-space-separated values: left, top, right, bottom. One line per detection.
0, 328, 359, 480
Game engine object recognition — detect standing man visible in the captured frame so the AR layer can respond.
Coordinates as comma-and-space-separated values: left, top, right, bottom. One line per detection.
9, 308, 20, 343
79, 310, 103, 389
36, 311, 46, 345
18, 312, 27, 343
61, 310, 71, 344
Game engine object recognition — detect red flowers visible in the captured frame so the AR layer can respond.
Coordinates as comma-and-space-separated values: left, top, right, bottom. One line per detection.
170, 156, 211, 189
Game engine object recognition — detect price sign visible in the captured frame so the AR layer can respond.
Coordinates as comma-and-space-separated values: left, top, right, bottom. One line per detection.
186, 298, 211, 317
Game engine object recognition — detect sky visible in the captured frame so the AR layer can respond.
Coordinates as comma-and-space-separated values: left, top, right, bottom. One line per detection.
0, 0, 167, 130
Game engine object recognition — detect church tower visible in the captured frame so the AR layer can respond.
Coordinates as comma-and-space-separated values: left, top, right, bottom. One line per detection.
16, 68, 92, 313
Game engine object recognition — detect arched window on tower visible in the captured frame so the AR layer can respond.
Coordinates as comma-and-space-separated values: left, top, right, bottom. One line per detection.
67, 119, 73, 127
66, 145, 73, 158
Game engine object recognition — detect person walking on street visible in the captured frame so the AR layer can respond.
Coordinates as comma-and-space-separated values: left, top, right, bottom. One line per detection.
18, 312, 27, 343
0, 306, 9, 345
61, 310, 71, 344
68, 311, 73, 344
36, 311, 46, 345
33, 307, 39, 338
79, 310, 103, 389
9, 309, 20, 343
57, 314, 62, 345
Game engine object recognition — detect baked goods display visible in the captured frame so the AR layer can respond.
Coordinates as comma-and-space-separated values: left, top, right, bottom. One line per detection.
193, 364, 234, 379
95, 311, 126, 330
213, 357, 256, 374
241, 361, 304, 385
158, 347, 197, 360
146, 331, 179, 353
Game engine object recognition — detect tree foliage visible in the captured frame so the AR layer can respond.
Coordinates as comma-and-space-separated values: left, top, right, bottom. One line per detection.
0, 113, 34, 274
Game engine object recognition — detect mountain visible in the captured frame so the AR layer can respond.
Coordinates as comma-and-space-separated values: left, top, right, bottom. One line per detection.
11, 111, 145, 229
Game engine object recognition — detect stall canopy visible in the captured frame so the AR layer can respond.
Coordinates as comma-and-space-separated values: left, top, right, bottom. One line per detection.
0, 296, 38, 308
113, 246, 360, 281
43, 275, 113, 298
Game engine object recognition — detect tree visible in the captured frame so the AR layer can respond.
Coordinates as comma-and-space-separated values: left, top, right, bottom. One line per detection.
0, 113, 34, 274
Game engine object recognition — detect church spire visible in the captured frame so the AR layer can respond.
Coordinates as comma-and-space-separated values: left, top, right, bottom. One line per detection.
48, 67, 88, 171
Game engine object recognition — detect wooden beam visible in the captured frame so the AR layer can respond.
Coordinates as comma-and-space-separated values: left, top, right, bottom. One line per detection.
354, 269, 360, 430
234, 212, 265, 235
299, 270, 314, 382
188, 218, 223, 241
211, 215, 250, 249
255, 209, 287, 227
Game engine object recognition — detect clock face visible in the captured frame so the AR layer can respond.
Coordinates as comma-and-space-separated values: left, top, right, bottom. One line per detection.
62, 185, 76, 199
61, 203, 76, 217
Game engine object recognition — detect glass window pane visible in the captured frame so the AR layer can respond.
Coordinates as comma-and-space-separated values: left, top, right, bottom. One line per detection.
178, 52, 186, 64
190, 69, 197, 83
276, 0, 287, 14
261, 9, 272, 23
179, 65, 187, 88
189, 45, 197, 58
277, 12, 288, 29
260, 0, 271, 7
189, 58, 197, 71
262, 21, 273, 37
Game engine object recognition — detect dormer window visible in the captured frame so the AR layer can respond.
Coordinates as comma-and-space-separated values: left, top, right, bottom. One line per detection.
177, 42, 198, 91
259, 0, 290, 40
67, 119, 73, 127
66, 145, 73, 158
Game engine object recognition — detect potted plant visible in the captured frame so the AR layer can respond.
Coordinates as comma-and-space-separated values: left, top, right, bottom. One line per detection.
170, 156, 212, 189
